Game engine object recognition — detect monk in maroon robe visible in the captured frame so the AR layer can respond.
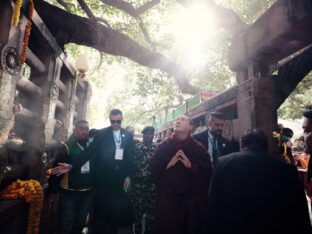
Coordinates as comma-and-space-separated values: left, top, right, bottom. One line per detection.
150, 115, 212, 234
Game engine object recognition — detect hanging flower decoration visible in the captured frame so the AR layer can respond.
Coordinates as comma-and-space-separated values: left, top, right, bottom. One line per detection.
0, 179, 44, 234
20, 0, 34, 65
12, 0, 23, 27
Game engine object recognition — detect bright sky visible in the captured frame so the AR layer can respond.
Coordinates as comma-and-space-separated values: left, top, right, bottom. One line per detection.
171, 3, 215, 69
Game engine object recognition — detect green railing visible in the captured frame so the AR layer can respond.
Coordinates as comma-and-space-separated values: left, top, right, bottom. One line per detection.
186, 94, 200, 109
154, 93, 202, 129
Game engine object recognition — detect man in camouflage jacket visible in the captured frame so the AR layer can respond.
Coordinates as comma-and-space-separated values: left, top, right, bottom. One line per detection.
132, 126, 157, 234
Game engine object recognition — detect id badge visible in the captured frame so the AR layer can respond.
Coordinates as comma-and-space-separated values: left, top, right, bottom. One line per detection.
81, 161, 90, 174
115, 148, 124, 160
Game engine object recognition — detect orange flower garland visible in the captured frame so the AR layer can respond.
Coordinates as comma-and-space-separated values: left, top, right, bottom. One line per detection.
12, 0, 23, 27
0, 180, 44, 234
20, 0, 34, 64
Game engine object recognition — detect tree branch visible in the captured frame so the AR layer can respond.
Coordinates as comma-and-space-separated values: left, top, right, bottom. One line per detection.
76, 0, 97, 20
76, 0, 110, 26
101, 0, 159, 50
89, 51, 104, 76
35, 0, 199, 95
100, 0, 160, 18
56, 0, 74, 12
138, 18, 156, 51
136, 0, 161, 16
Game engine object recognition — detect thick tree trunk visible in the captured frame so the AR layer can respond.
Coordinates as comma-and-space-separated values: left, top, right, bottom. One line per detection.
34, 0, 199, 95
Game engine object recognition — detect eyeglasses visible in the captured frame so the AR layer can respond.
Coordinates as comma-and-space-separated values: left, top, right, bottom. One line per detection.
110, 120, 122, 124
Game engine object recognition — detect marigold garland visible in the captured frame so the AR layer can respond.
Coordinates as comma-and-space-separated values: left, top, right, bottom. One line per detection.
12, 0, 23, 27
0, 179, 44, 234
20, 0, 34, 65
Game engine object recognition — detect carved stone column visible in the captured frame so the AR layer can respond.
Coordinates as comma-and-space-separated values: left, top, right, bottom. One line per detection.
63, 78, 78, 138
41, 57, 63, 144
237, 65, 277, 153
75, 80, 92, 122
0, 0, 25, 145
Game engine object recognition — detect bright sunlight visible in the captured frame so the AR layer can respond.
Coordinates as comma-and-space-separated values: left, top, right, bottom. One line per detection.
171, 4, 216, 69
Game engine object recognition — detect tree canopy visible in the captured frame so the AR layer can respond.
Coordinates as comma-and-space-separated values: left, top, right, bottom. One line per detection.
35, 0, 311, 129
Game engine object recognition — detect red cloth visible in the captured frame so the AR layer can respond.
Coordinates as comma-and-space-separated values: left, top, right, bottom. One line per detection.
150, 134, 212, 234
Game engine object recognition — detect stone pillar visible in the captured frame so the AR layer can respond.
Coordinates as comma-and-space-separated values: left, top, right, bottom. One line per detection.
237, 67, 277, 153
81, 81, 92, 120
0, 1, 27, 145
41, 57, 63, 144
63, 78, 78, 138
75, 80, 92, 122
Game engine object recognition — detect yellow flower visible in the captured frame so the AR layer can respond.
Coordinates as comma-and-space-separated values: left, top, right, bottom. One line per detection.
11, 0, 22, 27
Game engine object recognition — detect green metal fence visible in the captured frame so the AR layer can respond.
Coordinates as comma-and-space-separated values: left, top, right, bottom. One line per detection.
154, 93, 202, 129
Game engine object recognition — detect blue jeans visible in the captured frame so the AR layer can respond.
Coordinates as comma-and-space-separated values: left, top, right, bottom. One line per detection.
57, 189, 93, 234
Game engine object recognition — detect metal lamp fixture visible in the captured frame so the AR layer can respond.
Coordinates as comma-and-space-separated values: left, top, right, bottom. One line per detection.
75, 54, 89, 79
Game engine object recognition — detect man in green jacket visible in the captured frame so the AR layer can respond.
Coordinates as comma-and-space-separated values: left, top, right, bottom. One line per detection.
48, 120, 94, 234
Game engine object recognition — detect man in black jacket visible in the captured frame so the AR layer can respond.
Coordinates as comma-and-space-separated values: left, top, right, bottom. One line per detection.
207, 129, 312, 234
53, 109, 134, 234
193, 111, 233, 167
49, 120, 93, 234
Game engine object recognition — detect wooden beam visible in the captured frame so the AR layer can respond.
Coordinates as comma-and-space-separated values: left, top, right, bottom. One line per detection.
30, 9, 62, 56
56, 79, 67, 94
26, 48, 46, 73
55, 99, 65, 111
275, 46, 312, 108
15, 107, 38, 124
228, 0, 312, 71
16, 76, 42, 96
276, 44, 312, 69
59, 52, 76, 77
25, 6, 76, 77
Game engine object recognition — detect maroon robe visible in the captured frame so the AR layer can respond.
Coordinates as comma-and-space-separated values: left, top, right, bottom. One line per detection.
150, 134, 212, 234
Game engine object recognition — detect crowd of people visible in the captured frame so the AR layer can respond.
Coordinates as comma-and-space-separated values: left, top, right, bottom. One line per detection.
48, 108, 312, 234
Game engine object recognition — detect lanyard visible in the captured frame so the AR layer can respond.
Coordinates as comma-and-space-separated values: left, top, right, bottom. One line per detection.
113, 133, 121, 147
76, 142, 84, 151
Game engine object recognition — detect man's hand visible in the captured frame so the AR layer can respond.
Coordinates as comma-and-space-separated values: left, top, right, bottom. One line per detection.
179, 151, 192, 169
123, 177, 131, 188
166, 150, 182, 170
123, 177, 131, 192
52, 163, 71, 176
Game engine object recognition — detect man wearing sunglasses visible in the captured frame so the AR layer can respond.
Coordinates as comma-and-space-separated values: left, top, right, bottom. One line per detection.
52, 109, 134, 234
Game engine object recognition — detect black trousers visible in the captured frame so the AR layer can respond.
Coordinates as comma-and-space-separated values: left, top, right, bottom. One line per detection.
57, 190, 93, 234
92, 189, 134, 234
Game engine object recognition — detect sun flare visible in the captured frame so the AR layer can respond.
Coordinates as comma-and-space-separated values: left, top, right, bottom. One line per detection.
171, 4, 215, 68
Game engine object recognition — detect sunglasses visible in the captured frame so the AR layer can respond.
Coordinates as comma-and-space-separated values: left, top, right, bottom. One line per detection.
110, 120, 122, 124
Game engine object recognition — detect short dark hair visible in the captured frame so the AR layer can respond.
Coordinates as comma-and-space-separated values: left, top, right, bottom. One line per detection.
74, 120, 88, 128
281, 127, 294, 138
110, 109, 123, 116
142, 126, 155, 134
303, 106, 312, 119
209, 111, 224, 120
241, 129, 268, 150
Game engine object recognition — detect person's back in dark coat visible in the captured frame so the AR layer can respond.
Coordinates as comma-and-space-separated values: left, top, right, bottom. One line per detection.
207, 129, 312, 234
